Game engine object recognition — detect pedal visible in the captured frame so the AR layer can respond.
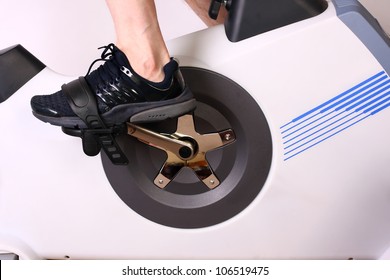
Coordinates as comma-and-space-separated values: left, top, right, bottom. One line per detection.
127, 114, 236, 189
62, 124, 128, 165
61, 114, 236, 188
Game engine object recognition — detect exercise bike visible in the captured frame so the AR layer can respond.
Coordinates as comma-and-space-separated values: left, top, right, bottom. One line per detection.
1, 0, 390, 259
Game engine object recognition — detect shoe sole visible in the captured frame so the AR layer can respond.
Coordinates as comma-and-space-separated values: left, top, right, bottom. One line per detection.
129, 98, 196, 123
33, 96, 197, 129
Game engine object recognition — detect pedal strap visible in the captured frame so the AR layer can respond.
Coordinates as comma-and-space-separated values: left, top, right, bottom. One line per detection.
62, 77, 128, 165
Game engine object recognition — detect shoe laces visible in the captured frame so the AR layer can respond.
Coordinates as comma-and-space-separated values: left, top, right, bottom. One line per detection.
85, 44, 122, 92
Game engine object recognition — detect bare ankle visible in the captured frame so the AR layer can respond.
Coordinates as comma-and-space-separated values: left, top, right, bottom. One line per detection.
117, 46, 170, 83
133, 59, 167, 82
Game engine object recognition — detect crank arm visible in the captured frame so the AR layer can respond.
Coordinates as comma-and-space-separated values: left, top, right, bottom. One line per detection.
128, 115, 236, 189
127, 122, 195, 161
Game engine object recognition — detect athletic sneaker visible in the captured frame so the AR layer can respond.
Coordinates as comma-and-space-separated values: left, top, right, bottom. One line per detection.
30, 44, 196, 128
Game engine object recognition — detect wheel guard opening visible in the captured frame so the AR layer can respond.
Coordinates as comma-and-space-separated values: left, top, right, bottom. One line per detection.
101, 67, 273, 228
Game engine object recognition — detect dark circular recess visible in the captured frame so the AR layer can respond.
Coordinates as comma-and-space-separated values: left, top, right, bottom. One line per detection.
101, 67, 273, 228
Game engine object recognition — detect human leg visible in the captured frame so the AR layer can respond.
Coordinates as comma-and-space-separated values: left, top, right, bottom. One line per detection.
30, 0, 196, 128
106, 0, 170, 82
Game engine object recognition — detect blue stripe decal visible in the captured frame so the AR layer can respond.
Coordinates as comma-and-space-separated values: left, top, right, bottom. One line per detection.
281, 71, 390, 161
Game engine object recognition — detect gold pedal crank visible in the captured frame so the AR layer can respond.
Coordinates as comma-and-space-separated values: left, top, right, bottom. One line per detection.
127, 114, 236, 189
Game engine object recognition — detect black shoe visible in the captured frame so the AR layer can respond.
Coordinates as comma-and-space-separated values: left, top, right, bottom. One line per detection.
30, 44, 196, 128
